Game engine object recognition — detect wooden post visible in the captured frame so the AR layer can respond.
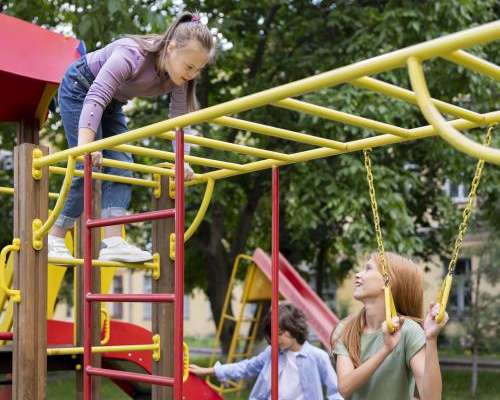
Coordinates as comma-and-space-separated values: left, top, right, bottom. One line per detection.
152, 176, 175, 400
16, 119, 39, 145
75, 183, 102, 399
12, 143, 48, 399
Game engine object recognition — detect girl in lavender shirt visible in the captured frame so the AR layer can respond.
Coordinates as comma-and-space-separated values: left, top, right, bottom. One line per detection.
48, 11, 214, 262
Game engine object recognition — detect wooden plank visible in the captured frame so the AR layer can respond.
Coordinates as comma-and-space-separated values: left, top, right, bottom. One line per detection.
75, 182, 102, 399
13, 144, 48, 399
152, 176, 175, 400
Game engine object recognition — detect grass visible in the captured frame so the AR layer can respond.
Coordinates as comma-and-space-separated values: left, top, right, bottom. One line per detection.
185, 335, 217, 349
442, 370, 500, 400
42, 368, 500, 399
46, 372, 124, 399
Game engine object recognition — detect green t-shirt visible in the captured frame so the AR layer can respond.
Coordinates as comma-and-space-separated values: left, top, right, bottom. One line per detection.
333, 318, 425, 400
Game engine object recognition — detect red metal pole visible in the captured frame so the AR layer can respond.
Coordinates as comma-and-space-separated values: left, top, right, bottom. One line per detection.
83, 154, 93, 400
174, 129, 185, 400
271, 167, 279, 400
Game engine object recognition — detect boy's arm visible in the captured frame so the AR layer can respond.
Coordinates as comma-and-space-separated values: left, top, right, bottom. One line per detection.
318, 352, 344, 400
214, 347, 270, 383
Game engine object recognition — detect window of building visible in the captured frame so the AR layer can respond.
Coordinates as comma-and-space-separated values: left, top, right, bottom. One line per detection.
444, 179, 467, 203
143, 275, 152, 320
445, 257, 472, 319
112, 275, 123, 319
142, 277, 189, 321
184, 295, 190, 320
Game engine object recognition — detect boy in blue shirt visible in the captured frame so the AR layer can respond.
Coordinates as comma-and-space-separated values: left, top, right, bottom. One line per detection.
190, 303, 343, 400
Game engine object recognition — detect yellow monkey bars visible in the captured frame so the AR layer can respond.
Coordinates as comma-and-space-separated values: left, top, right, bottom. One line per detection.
30, 20, 499, 172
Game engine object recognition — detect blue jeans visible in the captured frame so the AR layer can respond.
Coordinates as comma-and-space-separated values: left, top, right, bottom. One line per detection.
55, 58, 133, 229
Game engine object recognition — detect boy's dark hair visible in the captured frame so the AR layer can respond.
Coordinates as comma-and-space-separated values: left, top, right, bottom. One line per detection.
263, 303, 308, 345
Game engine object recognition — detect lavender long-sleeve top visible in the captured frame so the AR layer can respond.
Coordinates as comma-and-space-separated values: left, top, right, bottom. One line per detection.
80, 38, 188, 134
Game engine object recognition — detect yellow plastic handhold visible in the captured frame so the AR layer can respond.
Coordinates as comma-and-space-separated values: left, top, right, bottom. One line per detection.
169, 178, 175, 199
436, 274, 452, 323
169, 233, 175, 260
384, 286, 397, 333
183, 342, 189, 383
152, 334, 161, 362
153, 173, 162, 199
32, 219, 43, 250
32, 148, 43, 180
100, 308, 111, 345
152, 253, 160, 280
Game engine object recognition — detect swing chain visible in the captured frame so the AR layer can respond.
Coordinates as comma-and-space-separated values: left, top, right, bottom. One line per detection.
363, 149, 390, 286
446, 124, 495, 276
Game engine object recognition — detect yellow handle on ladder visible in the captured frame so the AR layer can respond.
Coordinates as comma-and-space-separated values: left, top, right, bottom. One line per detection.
100, 308, 111, 345
183, 342, 189, 383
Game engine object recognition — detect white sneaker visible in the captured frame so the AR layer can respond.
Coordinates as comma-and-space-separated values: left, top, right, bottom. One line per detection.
48, 235, 74, 260
99, 237, 153, 263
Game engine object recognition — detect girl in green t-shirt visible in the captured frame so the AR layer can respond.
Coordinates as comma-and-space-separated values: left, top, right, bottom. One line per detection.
331, 252, 449, 400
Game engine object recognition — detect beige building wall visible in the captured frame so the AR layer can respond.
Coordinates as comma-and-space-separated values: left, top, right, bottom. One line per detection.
53, 269, 247, 339
53, 232, 494, 340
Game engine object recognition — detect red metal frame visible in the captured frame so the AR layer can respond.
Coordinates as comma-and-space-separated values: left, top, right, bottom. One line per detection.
271, 167, 279, 400
82, 128, 185, 399
174, 129, 185, 400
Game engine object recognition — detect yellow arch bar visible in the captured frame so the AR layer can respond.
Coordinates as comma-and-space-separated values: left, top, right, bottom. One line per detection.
33, 156, 76, 250
408, 56, 500, 165
184, 178, 215, 242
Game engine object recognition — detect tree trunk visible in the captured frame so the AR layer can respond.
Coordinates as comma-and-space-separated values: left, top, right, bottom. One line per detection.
471, 343, 478, 396
203, 178, 267, 354
315, 243, 328, 298
204, 203, 234, 354
470, 260, 482, 397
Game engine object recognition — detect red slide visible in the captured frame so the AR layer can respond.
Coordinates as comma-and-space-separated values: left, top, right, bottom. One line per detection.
252, 248, 339, 347
45, 319, 222, 399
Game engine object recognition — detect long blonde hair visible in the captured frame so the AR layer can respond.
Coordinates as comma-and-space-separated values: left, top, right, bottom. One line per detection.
127, 11, 215, 112
334, 252, 423, 367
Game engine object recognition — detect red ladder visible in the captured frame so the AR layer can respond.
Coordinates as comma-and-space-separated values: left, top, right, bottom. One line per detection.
82, 130, 185, 400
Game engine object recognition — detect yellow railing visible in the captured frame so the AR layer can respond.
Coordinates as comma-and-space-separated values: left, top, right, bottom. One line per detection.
0, 239, 21, 302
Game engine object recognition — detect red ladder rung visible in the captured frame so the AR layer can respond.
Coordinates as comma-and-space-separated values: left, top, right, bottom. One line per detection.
87, 208, 175, 228
86, 293, 175, 302
0, 332, 13, 340
86, 366, 174, 386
